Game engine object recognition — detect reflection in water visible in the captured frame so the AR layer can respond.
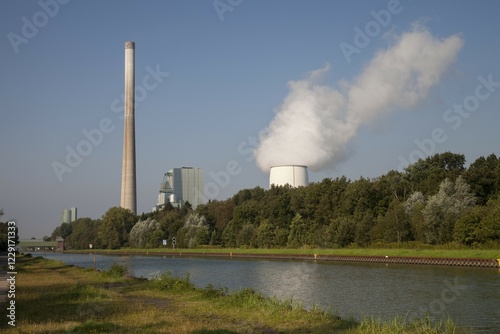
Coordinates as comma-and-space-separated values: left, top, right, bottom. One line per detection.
43, 253, 500, 333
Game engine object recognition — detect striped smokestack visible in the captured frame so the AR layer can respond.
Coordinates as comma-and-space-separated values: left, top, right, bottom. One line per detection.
120, 41, 137, 214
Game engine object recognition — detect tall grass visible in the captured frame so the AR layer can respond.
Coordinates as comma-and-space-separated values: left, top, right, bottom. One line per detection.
149, 271, 195, 291
10, 255, 472, 334
103, 263, 129, 278
350, 315, 469, 334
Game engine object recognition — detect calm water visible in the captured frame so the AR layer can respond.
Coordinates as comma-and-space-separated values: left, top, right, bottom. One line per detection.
43, 252, 500, 333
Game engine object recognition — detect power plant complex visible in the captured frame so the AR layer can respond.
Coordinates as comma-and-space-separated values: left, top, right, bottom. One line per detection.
118, 42, 205, 214
117, 42, 308, 216
153, 167, 204, 211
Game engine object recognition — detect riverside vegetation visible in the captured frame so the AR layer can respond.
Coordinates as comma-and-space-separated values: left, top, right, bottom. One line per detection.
75, 246, 500, 260
45, 152, 499, 252
1, 255, 468, 334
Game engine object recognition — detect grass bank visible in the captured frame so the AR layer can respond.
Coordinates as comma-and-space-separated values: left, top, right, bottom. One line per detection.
1, 255, 470, 333
71, 247, 500, 260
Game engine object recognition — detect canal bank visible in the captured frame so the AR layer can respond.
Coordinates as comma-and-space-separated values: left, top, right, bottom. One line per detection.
43, 251, 500, 332
6, 255, 355, 333
67, 249, 500, 268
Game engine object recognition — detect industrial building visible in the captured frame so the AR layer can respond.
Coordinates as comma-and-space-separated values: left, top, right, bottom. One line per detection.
61, 207, 77, 224
153, 167, 204, 211
269, 165, 308, 187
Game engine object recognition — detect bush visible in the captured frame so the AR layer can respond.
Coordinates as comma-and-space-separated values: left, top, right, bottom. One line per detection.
104, 263, 128, 278
202, 284, 228, 299
150, 271, 195, 292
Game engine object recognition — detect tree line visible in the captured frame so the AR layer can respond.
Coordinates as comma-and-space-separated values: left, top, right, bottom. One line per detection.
50, 152, 500, 250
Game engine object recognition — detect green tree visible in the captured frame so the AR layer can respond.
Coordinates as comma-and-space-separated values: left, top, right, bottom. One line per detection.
454, 197, 500, 246
51, 222, 72, 240
404, 152, 465, 195
405, 192, 426, 243
179, 213, 209, 248
453, 206, 487, 246
254, 220, 276, 248
354, 213, 375, 247
423, 176, 475, 244
372, 200, 411, 243
287, 213, 308, 248
221, 220, 238, 247
237, 223, 256, 247
333, 216, 356, 247
476, 197, 500, 244
157, 208, 183, 240
98, 207, 136, 249
65, 218, 100, 249
129, 218, 162, 248
463, 154, 500, 205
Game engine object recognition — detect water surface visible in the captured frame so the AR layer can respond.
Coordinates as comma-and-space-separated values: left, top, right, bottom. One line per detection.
43, 252, 500, 333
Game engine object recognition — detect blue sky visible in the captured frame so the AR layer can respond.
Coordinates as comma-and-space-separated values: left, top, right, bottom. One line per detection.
1, 0, 499, 239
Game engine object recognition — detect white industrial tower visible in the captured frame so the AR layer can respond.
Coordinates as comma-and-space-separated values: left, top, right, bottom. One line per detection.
120, 41, 137, 214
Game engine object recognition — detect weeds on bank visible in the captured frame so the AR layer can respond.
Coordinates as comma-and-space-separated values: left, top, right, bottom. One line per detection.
8, 255, 471, 334
351, 315, 469, 334
149, 271, 195, 291
102, 263, 129, 278
145, 269, 471, 333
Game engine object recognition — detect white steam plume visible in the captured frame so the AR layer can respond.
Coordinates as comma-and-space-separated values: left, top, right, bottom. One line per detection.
254, 25, 464, 173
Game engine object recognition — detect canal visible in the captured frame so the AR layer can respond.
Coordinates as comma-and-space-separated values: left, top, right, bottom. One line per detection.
43, 252, 500, 333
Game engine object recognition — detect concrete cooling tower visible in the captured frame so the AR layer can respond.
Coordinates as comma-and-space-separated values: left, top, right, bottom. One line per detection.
269, 165, 308, 188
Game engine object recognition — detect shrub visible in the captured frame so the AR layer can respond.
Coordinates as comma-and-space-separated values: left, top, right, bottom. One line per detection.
104, 263, 128, 278
150, 271, 195, 292
202, 284, 228, 299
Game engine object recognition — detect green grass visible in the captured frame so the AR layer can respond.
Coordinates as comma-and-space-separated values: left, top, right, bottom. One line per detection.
70, 246, 500, 260
350, 316, 469, 334
1, 255, 474, 333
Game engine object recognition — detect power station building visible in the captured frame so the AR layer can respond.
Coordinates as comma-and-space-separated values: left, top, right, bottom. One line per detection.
153, 167, 204, 211
61, 207, 77, 224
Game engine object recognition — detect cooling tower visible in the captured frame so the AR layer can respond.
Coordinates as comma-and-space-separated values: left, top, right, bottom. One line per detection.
269, 165, 308, 188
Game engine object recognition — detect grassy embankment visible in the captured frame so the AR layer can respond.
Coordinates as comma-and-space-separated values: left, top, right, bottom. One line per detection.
72, 247, 500, 260
1, 255, 468, 334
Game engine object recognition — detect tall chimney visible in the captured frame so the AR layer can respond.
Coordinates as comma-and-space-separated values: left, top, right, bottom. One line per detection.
120, 41, 137, 214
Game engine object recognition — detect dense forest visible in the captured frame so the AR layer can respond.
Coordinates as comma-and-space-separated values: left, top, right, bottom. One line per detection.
50, 152, 500, 250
